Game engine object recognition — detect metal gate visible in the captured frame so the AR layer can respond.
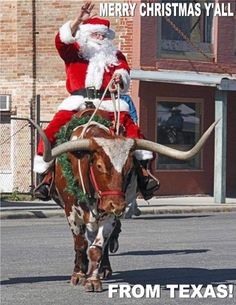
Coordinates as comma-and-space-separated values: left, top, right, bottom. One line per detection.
0, 117, 34, 194
0, 95, 51, 194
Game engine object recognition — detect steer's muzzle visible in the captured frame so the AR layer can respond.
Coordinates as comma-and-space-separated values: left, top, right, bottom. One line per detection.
99, 195, 127, 217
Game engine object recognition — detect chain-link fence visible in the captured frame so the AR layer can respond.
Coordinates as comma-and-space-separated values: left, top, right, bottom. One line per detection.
0, 118, 33, 193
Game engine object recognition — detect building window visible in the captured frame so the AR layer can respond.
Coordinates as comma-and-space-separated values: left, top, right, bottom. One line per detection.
156, 99, 202, 170
0, 95, 11, 123
235, 23, 236, 59
0, 95, 11, 111
159, 0, 214, 59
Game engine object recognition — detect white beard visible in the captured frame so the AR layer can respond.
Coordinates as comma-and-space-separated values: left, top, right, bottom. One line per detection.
77, 33, 118, 89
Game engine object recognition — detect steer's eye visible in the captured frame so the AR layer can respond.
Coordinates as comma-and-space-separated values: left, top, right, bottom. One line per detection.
96, 161, 106, 173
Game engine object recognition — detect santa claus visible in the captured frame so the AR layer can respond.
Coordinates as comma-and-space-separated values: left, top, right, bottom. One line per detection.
34, 2, 159, 203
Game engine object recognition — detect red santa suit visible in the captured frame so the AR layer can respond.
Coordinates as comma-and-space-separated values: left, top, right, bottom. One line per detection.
34, 18, 151, 174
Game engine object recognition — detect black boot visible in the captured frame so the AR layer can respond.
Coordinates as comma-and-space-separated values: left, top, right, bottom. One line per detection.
136, 160, 160, 200
109, 219, 121, 253
33, 171, 52, 201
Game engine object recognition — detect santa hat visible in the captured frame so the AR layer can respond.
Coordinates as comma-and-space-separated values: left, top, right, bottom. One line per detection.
79, 17, 115, 40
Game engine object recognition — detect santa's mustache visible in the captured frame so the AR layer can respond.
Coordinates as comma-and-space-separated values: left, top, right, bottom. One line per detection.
77, 35, 117, 62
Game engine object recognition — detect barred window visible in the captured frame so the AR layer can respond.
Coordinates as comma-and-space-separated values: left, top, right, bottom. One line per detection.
156, 99, 202, 170
159, 0, 214, 58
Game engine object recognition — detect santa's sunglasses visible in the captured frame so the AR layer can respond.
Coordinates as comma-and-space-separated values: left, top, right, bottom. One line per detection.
90, 32, 106, 40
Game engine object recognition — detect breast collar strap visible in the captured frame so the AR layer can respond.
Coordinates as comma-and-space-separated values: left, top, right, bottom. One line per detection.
89, 165, 125, 199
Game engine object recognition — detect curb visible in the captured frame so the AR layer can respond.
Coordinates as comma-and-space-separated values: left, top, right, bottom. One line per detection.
140, 205, 236, 215
1, 205, 236, 219
0, 209, 65, 220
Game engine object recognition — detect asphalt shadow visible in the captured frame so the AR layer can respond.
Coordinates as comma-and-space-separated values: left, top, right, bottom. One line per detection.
1, 268, 235, 288
131, 214, 213, 220
112, 249, 210, 257
109, 267, 236, 287
0, 275, 70, 285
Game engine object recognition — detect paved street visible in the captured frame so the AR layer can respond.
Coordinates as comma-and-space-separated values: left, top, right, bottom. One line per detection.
1, 212, 236, 305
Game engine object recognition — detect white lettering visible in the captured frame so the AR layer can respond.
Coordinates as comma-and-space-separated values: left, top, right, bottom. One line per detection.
146, 284, 161, 298
108, 3, 115, 17
99, 2, 137, 17
165, 3, 172, 17
187, 4, 195, 17
132, 285, 145, 298
120, 284, 132, 298
179, 3, 187, 16
99, 3, 108, 17
129, 3, 137, 17
172, 3, 179, 17
214, 3, 222, 17
167, 284, 179, 298
146, 3, 154, 17
108, 284, 118, 298
204, 285, 217, 298
108, 284, 234, 299
139, 3, 146, 17
191, 284, 203, 298
195, 3, 202, 17
216, 284, 229, 298
115, 3, 122, 17
154, 3, 162, 17
204, 3, 214, 16
179, 284, 191, 298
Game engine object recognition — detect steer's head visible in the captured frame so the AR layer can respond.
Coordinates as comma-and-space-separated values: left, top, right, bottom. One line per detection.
89, 138, 134, 216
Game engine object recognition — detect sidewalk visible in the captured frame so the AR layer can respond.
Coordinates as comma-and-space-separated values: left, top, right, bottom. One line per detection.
1, 196, 236, 219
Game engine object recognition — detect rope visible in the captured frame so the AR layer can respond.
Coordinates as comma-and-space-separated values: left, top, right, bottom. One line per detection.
78, 159, 86, 194
115, 84, 121, 135
77, 74, 121, 194
79, 74, 117, 139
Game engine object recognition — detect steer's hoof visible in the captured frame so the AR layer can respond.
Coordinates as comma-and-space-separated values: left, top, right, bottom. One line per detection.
84, 279, 103, 292
70, 272, 86, 286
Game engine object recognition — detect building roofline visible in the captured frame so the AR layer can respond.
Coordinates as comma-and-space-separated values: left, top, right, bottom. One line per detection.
131, 69, 236, 91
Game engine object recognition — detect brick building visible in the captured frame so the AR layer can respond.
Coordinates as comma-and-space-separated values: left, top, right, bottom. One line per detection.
0, 0, 235, 201
0, 0, 134, 193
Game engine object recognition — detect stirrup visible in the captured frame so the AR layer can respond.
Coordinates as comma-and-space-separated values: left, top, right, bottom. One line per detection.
109, 237, 119, 253
33, 171, 53, 201
34, 184, 51, 201
139, 173, 160, 201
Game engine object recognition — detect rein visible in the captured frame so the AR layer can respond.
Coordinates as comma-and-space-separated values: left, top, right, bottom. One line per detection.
76, 77, 123, 213
89, 165, 125, 200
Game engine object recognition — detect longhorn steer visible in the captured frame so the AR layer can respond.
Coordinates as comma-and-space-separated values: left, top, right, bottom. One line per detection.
30, 114, 218, 292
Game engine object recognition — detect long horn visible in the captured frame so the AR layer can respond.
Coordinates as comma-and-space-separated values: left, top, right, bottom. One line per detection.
29, 119, 91, 161
29, 119, 52, 162
135, 120, 219, 160
51, 139, 91, 159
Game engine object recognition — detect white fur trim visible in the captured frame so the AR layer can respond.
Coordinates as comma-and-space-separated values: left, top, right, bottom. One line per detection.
79, 24, 115, 40
33, 155, 53, 174
134, 150, 153, 160
57, 95, 84, 111
98, 98, 129, 112
115, 69, 130, 93
59, 20, 76, 44
57, 95, 130, 112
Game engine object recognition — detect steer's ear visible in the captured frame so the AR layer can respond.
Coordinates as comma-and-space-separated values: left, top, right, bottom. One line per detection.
89, 138, 101, 152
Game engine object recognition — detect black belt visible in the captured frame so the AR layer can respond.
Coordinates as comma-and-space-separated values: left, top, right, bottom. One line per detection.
71, 87, 112, 99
